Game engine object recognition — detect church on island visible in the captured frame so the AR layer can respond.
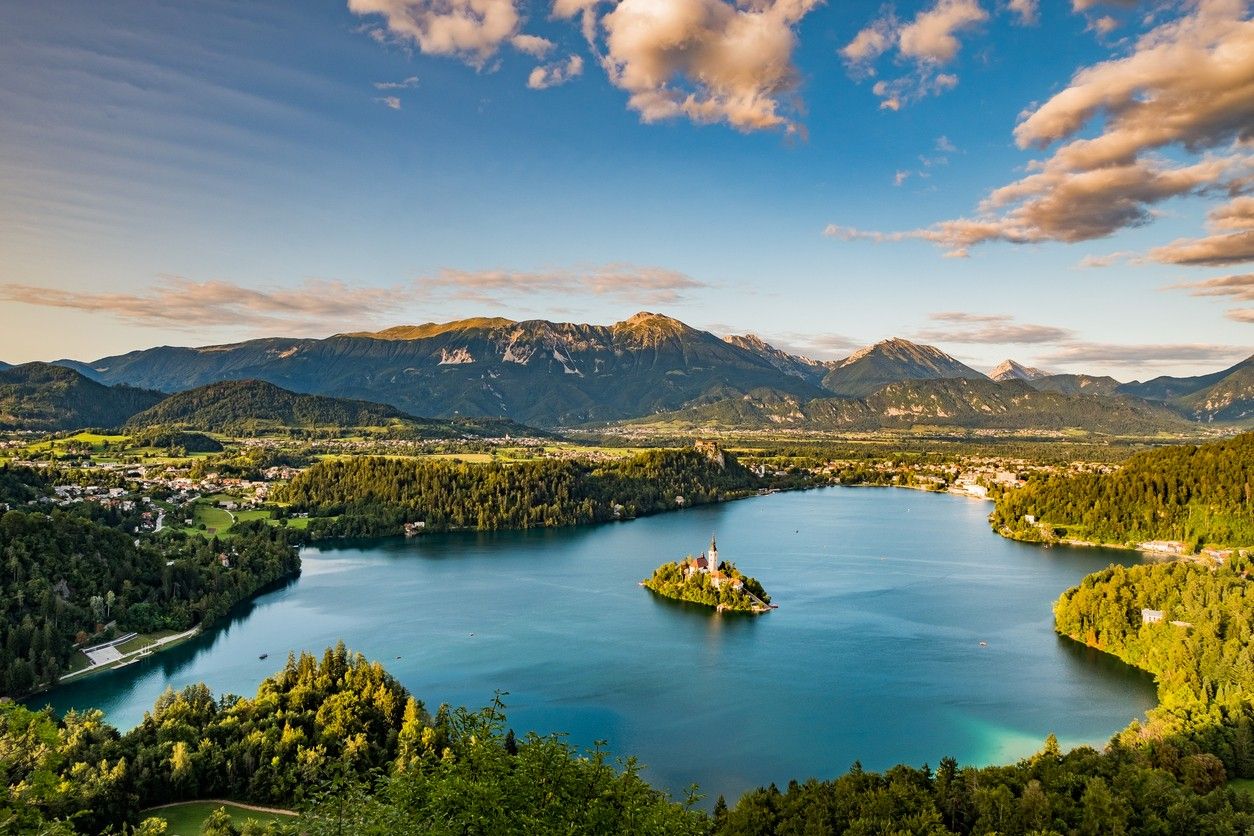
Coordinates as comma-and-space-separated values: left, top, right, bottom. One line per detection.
681, 535, 744, 592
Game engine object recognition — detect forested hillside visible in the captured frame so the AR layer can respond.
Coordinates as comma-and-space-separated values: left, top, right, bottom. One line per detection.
0, 362, 165, 431
4, 646, 706, 835
1055, 559, 1253, 726
0, 511, 299, 697
992, 432, 1254, 548
126, 379, 415, 433
279, 448, 758, 536
633, 378, 1190, 434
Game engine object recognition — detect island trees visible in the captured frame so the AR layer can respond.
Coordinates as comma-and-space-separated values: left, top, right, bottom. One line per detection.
642, 549, 771, 614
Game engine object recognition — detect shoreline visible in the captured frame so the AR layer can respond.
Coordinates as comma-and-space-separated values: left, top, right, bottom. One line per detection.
57, 626, 202, 686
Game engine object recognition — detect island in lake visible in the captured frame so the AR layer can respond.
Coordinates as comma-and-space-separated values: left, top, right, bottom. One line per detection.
642, 535, 773, 613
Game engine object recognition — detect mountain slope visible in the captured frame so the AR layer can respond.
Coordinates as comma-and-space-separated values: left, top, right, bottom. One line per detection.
126, 379, 547, 438
990, 359, 1049, 382
822, 338, 987, 397
0, 363, 166, 431
722, 334, 827, 383
1117, 356, 1251, 401
60, 313, 828, 427
630, 378, 1190, 434
1171, 361, 1254, 423
1028, 373, 1122, 397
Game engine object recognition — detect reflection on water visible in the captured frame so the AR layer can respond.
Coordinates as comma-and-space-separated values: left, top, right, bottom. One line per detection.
34, 488, 1158, 803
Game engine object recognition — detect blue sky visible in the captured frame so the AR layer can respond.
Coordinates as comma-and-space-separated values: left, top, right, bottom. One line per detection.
0, 0, 1250, 378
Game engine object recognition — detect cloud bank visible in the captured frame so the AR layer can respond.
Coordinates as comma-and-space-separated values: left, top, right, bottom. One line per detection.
916, 311, 1074, 344
828, 0, 1254, 257
0, 266, 711, 335
422, 264, 708, 304
0, 278, 409, 333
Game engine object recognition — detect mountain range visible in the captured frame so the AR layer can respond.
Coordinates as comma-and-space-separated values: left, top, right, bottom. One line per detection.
7, 312, 1248, 432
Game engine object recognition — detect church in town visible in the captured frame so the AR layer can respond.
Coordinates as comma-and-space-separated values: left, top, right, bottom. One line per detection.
682, 535, 743, 590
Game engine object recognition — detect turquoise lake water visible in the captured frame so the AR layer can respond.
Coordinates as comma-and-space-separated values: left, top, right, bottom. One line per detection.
38, 487, 1157, 802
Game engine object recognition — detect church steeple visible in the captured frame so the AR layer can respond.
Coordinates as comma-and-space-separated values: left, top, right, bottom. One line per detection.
708, 534, 718, 571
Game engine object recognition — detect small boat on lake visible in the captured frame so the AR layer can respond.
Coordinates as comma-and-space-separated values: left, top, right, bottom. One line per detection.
258, 653, 268, 660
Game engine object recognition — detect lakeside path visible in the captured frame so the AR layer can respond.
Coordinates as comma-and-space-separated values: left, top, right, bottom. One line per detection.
60, 627, 201, 683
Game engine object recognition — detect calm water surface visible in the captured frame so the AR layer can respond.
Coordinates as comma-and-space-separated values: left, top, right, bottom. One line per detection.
39, 488, 1156, 801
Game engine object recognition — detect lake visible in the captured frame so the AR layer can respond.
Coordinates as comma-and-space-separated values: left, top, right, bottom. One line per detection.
37, 487, 1157, 803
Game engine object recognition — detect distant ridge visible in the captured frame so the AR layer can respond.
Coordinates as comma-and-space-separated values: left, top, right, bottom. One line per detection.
632, 377, 1191, 435
340, 318, 518, 340
822, 338, 986, 397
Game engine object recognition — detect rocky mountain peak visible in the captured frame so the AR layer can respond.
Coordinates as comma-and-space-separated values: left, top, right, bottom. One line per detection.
990, 359, 1049, 382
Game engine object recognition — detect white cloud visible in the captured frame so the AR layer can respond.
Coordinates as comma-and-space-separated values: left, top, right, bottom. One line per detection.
0, 264, 712, 335
1167, 272, 1254, 301
0, 278, 411, 333
840, 15, 897, 69
917, 311, 1074, 344
596, 0, 822, 133
375, 95, 403, 109
348, 0, 527, 68
1008, 0, 1038, 25
1039, 341, 1250, 367
353, 0, 823, 130
527, 54, 584, 89
511, 33, 555, 57
373, 75, 420, 89
420, 263, 710, 304
1089, 14, 1119, 35
842, 0, 987, 109
898, 0, 989, 62
1149, 196, 1254, 266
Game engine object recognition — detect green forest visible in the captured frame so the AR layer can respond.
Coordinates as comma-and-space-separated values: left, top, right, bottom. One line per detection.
0, 510, 299, 698
991, 432, 1254, 548
280, 448, 759, 537
642, 558, 771, 612
5, 644, 707, 835
1054, 556, 1254, 755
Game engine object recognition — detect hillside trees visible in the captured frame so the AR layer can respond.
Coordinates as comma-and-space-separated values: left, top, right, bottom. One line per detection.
992, 432, 1254, 547
280, 449, 758, 536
